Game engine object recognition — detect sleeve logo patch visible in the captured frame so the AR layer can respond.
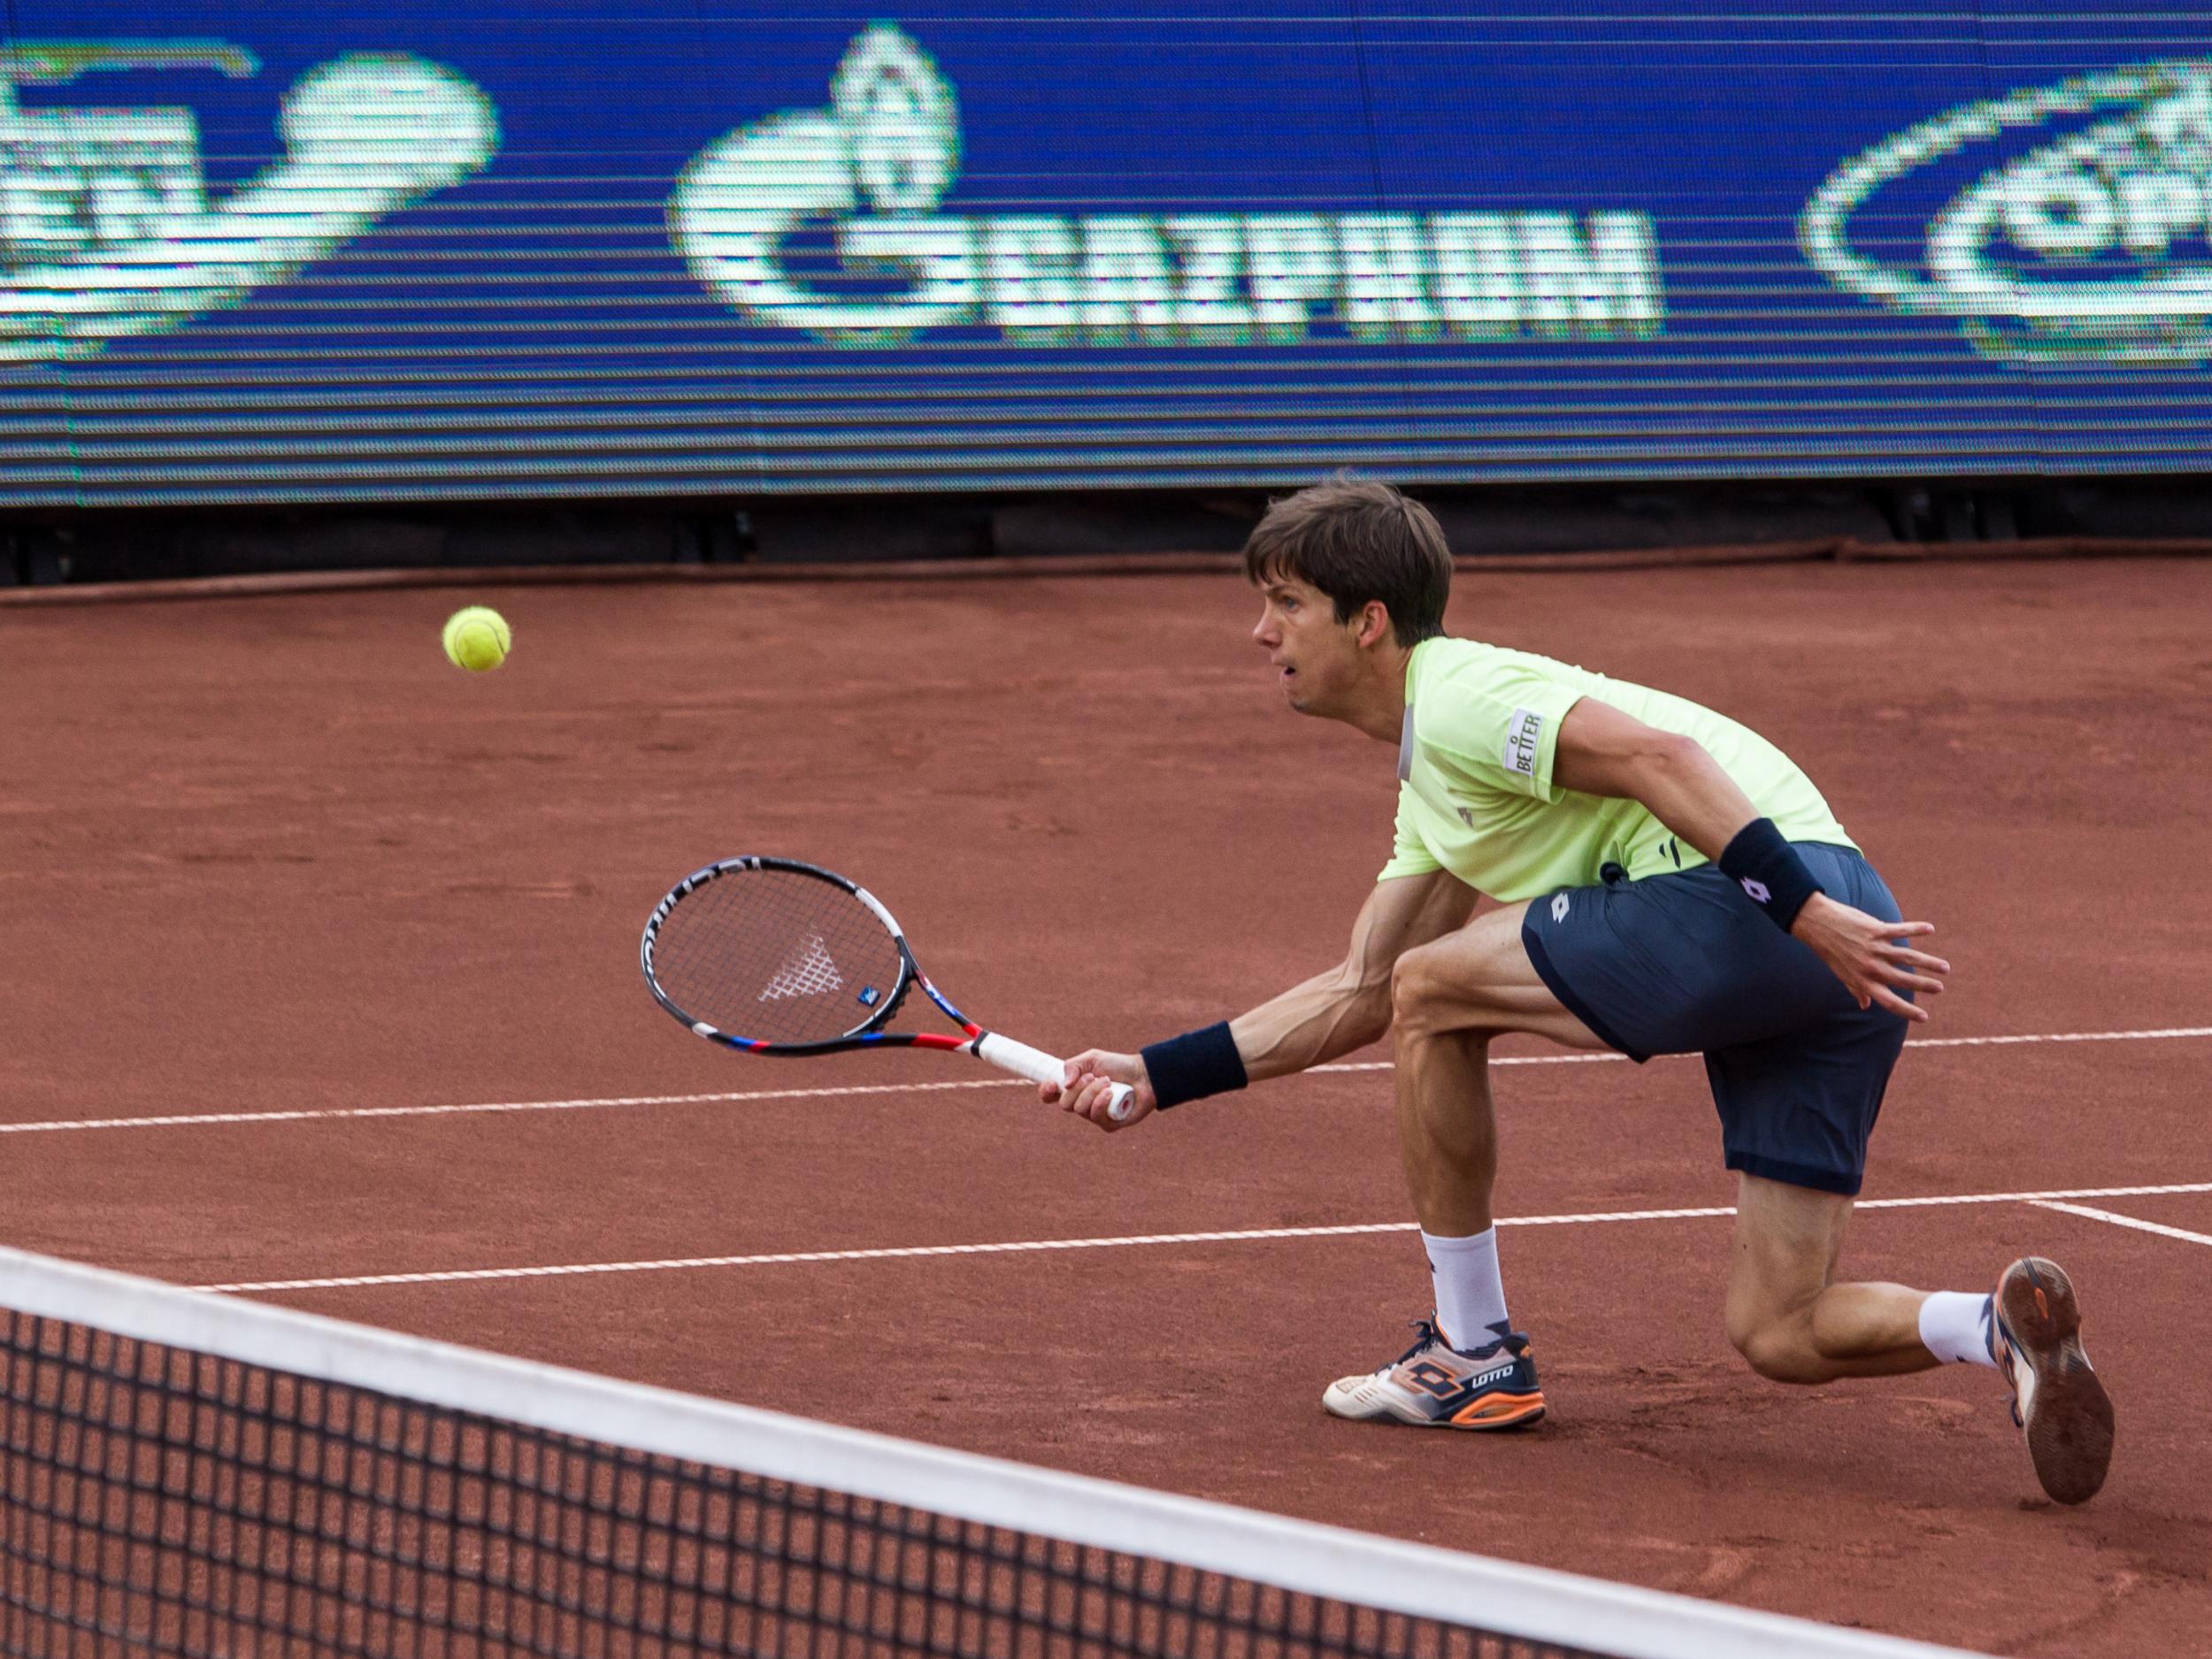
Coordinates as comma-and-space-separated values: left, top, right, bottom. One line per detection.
1502, 708, 1544, 778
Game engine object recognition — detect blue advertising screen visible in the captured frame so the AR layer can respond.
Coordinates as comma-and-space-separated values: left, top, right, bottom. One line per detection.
4, 4, 2210, 504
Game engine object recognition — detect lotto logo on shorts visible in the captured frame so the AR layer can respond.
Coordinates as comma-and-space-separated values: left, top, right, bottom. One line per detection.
1551, 893, 1571, 923
1502, 709, 1543, 778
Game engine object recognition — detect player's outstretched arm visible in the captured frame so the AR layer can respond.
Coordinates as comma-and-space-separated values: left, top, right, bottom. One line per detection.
1554, 697, 1949, 1021
1045, 869, 1477, 1131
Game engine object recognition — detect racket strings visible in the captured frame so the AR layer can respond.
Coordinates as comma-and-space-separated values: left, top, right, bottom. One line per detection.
650, 870, 905, 1045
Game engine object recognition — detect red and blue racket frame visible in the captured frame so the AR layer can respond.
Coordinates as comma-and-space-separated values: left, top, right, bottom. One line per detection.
641, 856, 1134, 1119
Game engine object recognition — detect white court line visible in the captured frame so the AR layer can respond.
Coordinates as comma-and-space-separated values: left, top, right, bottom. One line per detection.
2029, 1200, 2212, 1248
8, 1025, 2210, 1139
0, 1056, 1615, 1137
198, 1179, 2212, 1294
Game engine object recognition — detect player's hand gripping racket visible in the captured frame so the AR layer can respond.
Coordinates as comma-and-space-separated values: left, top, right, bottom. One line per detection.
641, 857, 1134, 1122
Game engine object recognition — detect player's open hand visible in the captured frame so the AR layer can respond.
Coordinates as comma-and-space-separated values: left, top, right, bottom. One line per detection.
1789, 894, 1950, 1021
1042, 1048, 1156, 1132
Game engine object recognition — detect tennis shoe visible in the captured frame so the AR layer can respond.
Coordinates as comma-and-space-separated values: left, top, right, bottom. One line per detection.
1990, 1256, 2114, 1505
1322, 1318, 1546, 1430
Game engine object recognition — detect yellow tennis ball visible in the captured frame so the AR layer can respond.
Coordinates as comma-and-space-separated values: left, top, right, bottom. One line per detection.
442, 605, 511, 672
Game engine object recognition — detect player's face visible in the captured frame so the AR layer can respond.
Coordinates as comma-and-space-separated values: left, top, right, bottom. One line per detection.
1252, 576, 1361, 718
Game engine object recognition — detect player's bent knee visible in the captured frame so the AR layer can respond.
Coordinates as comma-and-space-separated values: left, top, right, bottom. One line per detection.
1389, 949, 1445, 1031
1390, 943, 1509, 1036
1727, 1315, 1832, 1386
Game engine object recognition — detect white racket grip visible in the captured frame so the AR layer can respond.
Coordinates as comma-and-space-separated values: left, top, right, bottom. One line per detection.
973, 1033, 1137, 1123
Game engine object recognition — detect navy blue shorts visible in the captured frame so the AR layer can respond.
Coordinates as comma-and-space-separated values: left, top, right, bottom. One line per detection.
1519, 844, 1909, 1197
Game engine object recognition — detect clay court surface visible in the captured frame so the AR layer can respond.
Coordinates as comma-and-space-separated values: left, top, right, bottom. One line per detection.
4, 555, 2210, 1655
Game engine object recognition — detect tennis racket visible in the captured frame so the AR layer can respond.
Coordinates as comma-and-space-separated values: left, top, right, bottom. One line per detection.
641, 856, 1134, 1122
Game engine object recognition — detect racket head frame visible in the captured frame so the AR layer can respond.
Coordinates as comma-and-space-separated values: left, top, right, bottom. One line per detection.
641, 856, 979, 1055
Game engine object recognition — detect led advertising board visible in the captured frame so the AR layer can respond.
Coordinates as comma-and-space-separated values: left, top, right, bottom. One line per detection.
3, 5, 2209, 504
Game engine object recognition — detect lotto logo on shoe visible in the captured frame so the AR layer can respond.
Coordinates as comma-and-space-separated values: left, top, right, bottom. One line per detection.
1405, 1362, 1462, 1399
1502, 709, 1543, 778
1405, 1357, 1520, 1401
1740, 878, 1771, 904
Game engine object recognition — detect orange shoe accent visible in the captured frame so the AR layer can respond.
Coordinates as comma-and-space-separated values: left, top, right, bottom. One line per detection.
1448, 1390, 1547, 1429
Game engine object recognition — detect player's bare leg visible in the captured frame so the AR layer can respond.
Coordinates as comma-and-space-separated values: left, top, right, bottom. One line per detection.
1391, 1026, 1500, 1233
1387, 900, 1604, 1235
1724, 1175, 2113, 1500
1724, 1175, 1943, 1382
1321, 903, 1599, 1431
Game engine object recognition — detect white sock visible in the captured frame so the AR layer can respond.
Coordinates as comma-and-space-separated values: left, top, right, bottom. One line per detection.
1422, 1227, 1509, 1351
1917, 1290, 1999, 1368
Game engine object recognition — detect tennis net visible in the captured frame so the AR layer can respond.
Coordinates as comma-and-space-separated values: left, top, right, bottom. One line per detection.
0, 1246, 1973, 1659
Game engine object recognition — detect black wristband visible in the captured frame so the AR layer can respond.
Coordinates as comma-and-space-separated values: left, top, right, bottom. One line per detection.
1140, 1022, 1249, 1111
1718, 818, 1824, 933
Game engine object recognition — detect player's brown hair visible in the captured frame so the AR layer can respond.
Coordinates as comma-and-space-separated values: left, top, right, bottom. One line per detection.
1242, 476, 1452, 647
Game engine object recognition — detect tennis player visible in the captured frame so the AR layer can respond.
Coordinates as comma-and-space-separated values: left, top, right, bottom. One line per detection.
1045, 478, 2114, 1506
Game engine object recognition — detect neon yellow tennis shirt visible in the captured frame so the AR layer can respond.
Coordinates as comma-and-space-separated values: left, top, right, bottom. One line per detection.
1380, 637, 1855, 902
